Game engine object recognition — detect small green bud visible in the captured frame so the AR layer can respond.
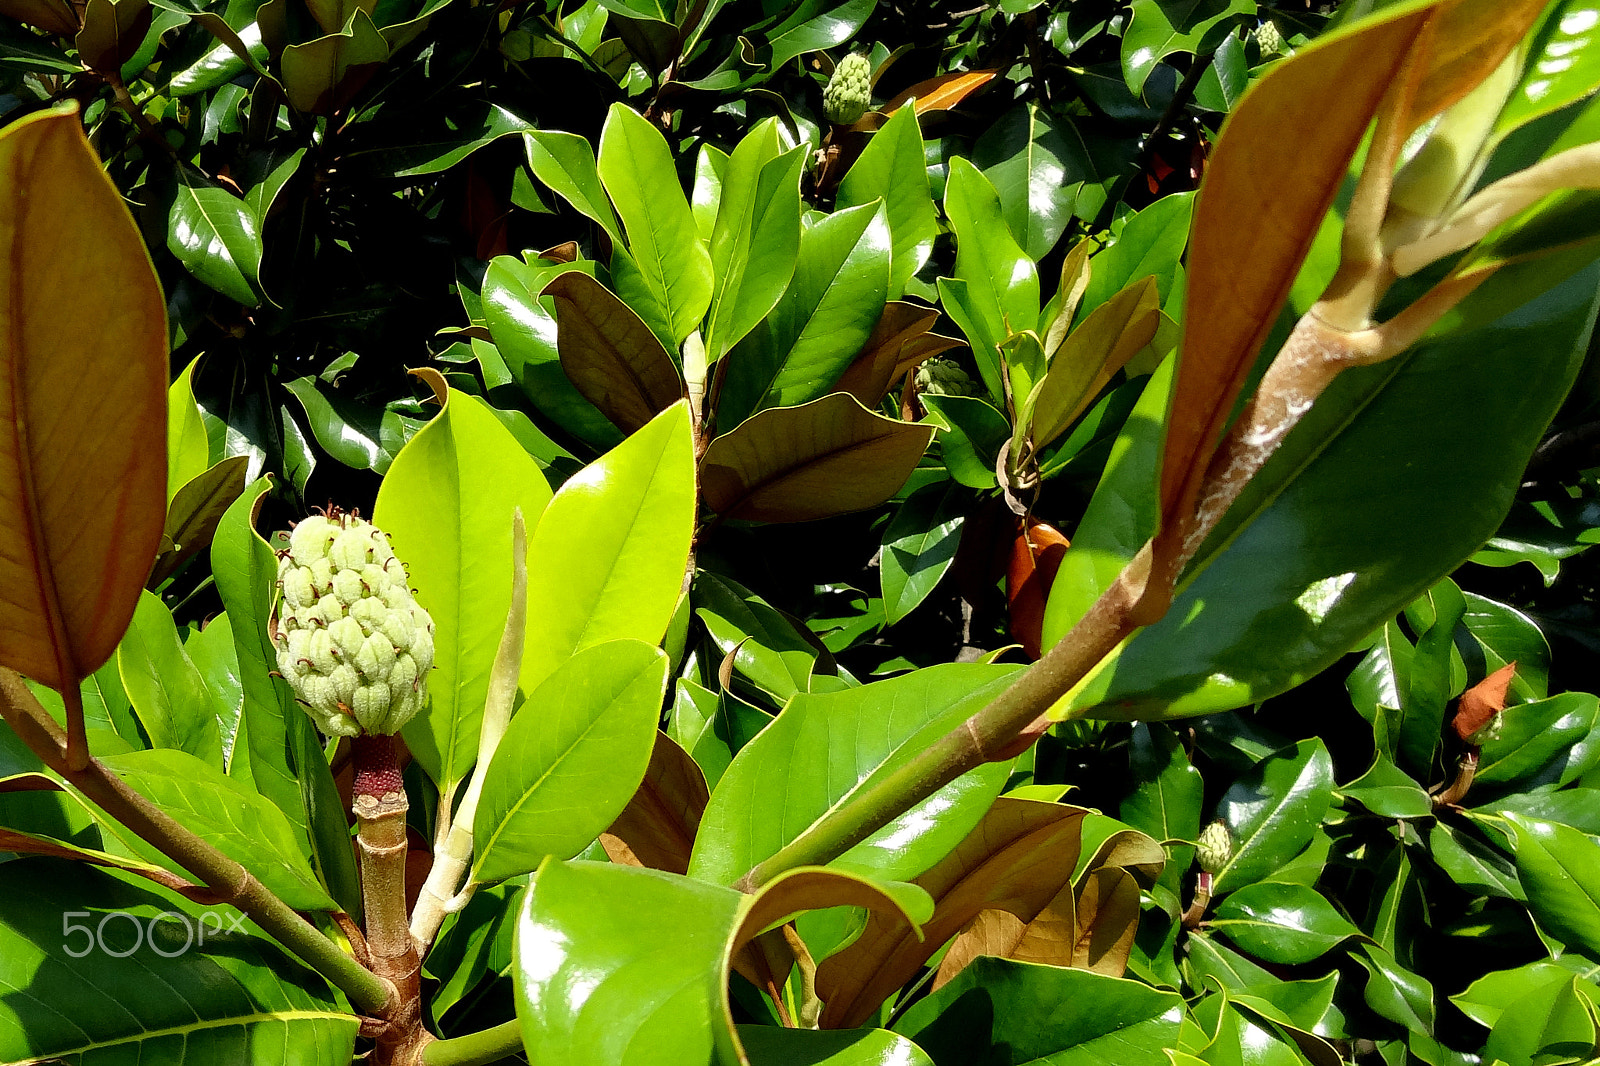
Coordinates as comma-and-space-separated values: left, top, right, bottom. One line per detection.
275, 510, 435, 737
1197, 820, 1232, 875
915, 357, 981, 398
824, 53, 873, 126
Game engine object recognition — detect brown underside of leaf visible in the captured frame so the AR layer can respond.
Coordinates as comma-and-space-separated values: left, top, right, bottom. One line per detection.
600, 730, 709, 875
0, 107, 168, 692
545, 271, 683, 435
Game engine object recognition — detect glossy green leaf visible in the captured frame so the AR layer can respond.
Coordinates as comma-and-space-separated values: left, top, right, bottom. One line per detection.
515, 858, 920, 1065
282, 376, 408, 475
364, 101, 533, 179
1484, 976, 1598, 1066
1505, 812, 1600, 956
921, 394, 1009, 491
1428, 821, 1523, 900
974, 102, 1094, 261
695, 572, 821, 701
98, 748, 335, 911
1496, 2, 1600, 135
1454, 960, 1600, 1030
723, 201, 890, 417
1030, 275, 1161, 451
168, 166, 264, 308
1121, 0, 1254, 94
706, 122, 804, 360
475, 640, 668, 883
881, 483, 965, 625
596, 103, 713, 345
1121, 722, 1202, 895
374, 385, 553, 792
1059, 259, 1600, 720
1211, 739, 1334, 893
1212, 881, 1359, 964
210, 478, 361, 917
544, 271, 683, 434
115, 590, 222, 766
520, 402, 695, 695
893, 957, 1184, 1066
689, 663, 1019, 886
0, 859, 356, 1063
944, 156, 1039, 400
167, 356, 209, 502
1079, 192, 1195, 323
739, 1026, 935, 1065
700, 393, 934, 523
1040, 355, 1172, 651
692, 142, 728, 244
480, 254, 622, 450
1475, 691, 1600, 791
765, 0, 873, 70
184, 614, 245, 778
524, 130, 624, 245
1337, 753, 1432, 819
1356, 941, 1435, 1035
839, 104, 937, 298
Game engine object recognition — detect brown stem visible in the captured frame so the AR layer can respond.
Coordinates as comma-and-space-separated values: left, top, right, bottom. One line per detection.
0, 669, 395, 1014
351, 734, 429, 1065
1433, 749, 1479, 809
1181, 870, 1213, 930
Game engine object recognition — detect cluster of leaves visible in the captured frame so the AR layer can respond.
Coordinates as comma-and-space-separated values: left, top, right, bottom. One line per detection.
5, 0, 1600, 1064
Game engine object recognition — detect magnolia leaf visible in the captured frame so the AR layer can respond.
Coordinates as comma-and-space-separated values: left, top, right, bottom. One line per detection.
600, 730, 710, 876
544, 271, 683, 434
0, 107, 167, 693
700, 393, 933, 523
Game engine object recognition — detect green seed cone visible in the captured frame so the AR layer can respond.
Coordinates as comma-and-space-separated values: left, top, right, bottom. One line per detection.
824, 53, 873, 126
275, 511, 435, 737
1197, 820, 1232, 875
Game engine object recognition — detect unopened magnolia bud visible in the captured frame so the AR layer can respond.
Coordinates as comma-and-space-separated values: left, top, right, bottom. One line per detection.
275, 509, 434, 737
1197, 820, 1232, 875
824, 53, 873, 126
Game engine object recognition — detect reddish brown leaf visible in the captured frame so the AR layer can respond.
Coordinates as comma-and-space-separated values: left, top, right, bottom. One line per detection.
1006, 520, 1070, 661
600, 730, 709, 875
1454, 661, 1517, 742
1063, 866, 1140, 975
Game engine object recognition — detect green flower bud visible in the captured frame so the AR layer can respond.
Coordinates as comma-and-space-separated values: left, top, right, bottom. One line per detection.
275, 510, 435, 737
915, 357, 981, 398
1197, 820, 1232, 875
824, 53, 873, 126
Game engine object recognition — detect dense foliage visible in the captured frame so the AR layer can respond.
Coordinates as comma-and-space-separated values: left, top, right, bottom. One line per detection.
3, 0, 1600, 1064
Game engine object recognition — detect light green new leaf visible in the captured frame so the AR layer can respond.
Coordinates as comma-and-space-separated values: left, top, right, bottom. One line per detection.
515, 858, 926, 1066
524, 130, 623, 245
210, 478, 362, 917
596, 103, 713, 345
99, 748, 336, 911
707, 132, 804, 361
945, 156, 1039, 400
168, 166, 263, 306
838, 104, 937, 297
474, 640, 668, 884
1029, 275, 1161, 451
116, 590, 223, 767
375, 385, 553, 793
689, 663, 1020, 886
520, 402, 695, 696
1495, 2, 1600, 135
167, 355, 210, 502
0, 859, 356, 1063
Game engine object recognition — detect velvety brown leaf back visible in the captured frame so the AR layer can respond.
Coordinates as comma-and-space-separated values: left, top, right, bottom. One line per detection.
0, 107, 168, 690
600, 730, 709, 875
1453, 661, 1517, 742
